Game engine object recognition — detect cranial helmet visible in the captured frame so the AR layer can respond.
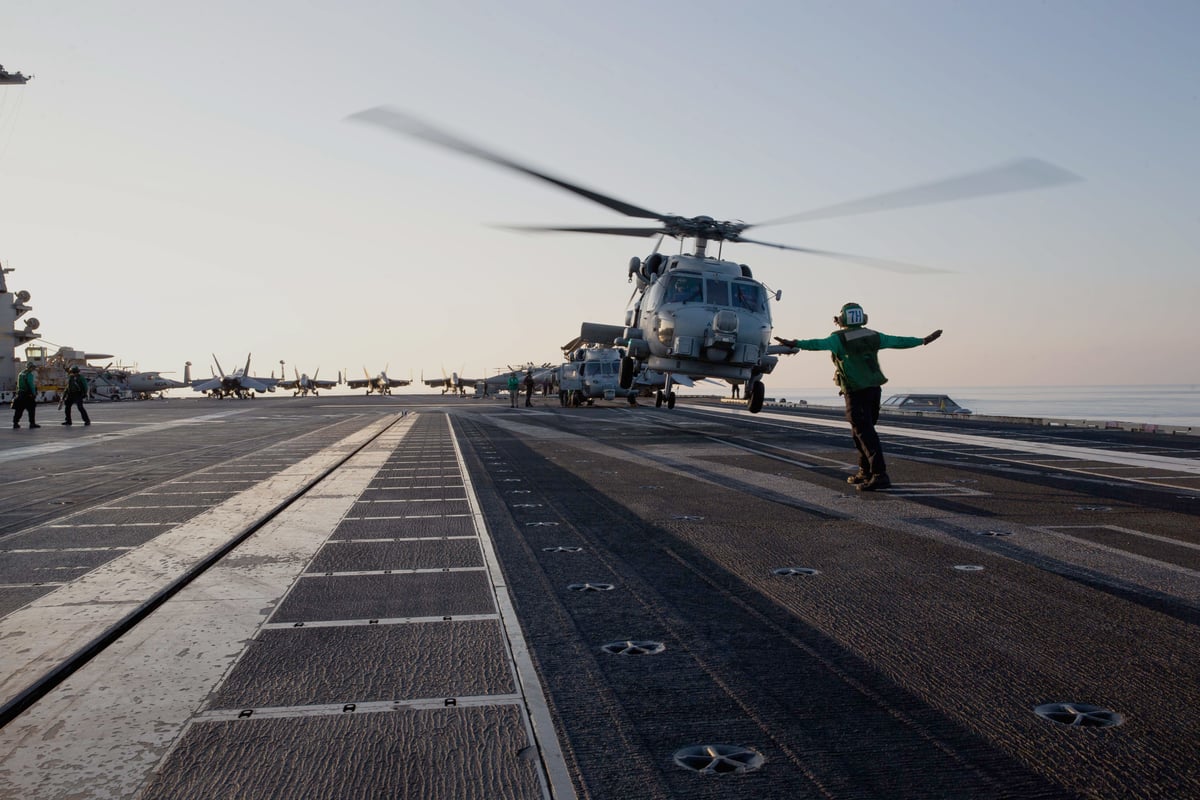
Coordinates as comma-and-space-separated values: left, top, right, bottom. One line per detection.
836, 302, 867, 327
70, 366, 80, 373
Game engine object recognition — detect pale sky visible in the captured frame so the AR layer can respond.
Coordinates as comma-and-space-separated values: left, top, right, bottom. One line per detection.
2, 1, 1197, 392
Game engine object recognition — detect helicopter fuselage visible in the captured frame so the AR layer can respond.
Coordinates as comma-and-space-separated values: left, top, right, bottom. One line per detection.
623, 254, 782, 382
557, 345, 636, 406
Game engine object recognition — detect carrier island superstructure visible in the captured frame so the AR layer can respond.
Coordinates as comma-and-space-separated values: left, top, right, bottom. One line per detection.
1, 263, 137, 400
0, 263, 42, 393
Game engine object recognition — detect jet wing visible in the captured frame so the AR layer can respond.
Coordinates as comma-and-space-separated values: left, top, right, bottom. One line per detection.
423, 377, 450, 388
313, 378, 340, 389
240, 378, 273, 393
482, 374, 519, 389
387, 378, 412, 387
191, 377, 221, 392
346, 378, 371, 389
276, 380, 299, 390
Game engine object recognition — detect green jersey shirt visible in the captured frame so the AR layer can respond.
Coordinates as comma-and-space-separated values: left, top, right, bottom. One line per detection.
789, 327, 924, 393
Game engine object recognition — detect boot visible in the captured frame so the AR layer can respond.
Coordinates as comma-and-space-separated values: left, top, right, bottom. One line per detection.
847, 471, 870, 485
857, 473, 891, 492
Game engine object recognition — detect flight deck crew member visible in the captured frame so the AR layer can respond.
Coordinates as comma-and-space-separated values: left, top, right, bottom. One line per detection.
12, 363, 41, 429
523, 370, 535, 407
507, 372, 520, 408
776, 303, 941, 491
62, 366, 91, 426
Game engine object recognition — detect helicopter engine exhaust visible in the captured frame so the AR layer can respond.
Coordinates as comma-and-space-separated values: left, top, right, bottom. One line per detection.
580, 322, 627, 347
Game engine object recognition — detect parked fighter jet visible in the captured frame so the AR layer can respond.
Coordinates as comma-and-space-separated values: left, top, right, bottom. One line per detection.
277, 367, 339, 397
346, 367, 410, 396
478, 363, 556, 399
127, 366, 192, 399
191, 354, 278, 399
423, 367, 481, 396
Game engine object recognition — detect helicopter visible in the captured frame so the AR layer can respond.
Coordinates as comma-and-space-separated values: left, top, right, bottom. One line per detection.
348, 107, 1079, 412
555, 340, 636, 408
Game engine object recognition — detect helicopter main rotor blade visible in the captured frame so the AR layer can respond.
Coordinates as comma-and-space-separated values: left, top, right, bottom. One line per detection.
735, 236, 951, 274
347, 107, 665, 221
749, 158, 1081, 229
499, 224, 668, 238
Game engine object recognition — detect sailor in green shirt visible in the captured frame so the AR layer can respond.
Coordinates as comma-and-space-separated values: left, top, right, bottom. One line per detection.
12, 362, 41, 429
776, 302, 942, 491
506, 372, 520, 408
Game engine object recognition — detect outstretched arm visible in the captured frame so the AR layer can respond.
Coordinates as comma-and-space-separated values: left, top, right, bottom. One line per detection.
773, 334, 837, 352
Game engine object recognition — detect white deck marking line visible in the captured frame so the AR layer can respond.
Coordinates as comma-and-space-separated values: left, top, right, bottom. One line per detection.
326, 536, 478, 543
699, 406, 1200, 474
135, 491, 237, 496
2, 547, 135, 554
1034, 528, 1200, 577
1039, 524, 1200, 553
363, 485, 465, 490
45, 522, 173, 528
193, 695, 525, 721
261, 613, 500, 630
299, 566, 486, 578
345, 520, 470, 525
97, 505, 209, 510
450, 421, 574, 800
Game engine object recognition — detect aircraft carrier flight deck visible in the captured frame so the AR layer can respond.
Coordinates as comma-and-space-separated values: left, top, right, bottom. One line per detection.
0, 395, 1197, 799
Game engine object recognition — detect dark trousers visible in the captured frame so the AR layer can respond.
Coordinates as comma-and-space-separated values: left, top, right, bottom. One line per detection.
524, 386, 533, 406
843, 386, 885, 476
65, 396, 90, 424
12, 393, 36, 426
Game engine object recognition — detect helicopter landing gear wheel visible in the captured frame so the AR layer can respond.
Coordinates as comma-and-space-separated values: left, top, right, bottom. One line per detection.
748, 381, 765, 413
619, 357, 635, 390
667, 391, 676, 409
655, 390, 664, 408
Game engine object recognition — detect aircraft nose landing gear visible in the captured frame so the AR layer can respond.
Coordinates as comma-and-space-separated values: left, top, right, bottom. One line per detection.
747, 377, 765, 413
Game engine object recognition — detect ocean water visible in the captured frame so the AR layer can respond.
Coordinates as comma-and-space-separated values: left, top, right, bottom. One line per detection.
761, 385, 1200, 429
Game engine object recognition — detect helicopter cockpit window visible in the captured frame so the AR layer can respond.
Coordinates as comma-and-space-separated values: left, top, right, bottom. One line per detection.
665, 274, 704, 304
732, 282, 764, 313
705, 279, 730, 307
